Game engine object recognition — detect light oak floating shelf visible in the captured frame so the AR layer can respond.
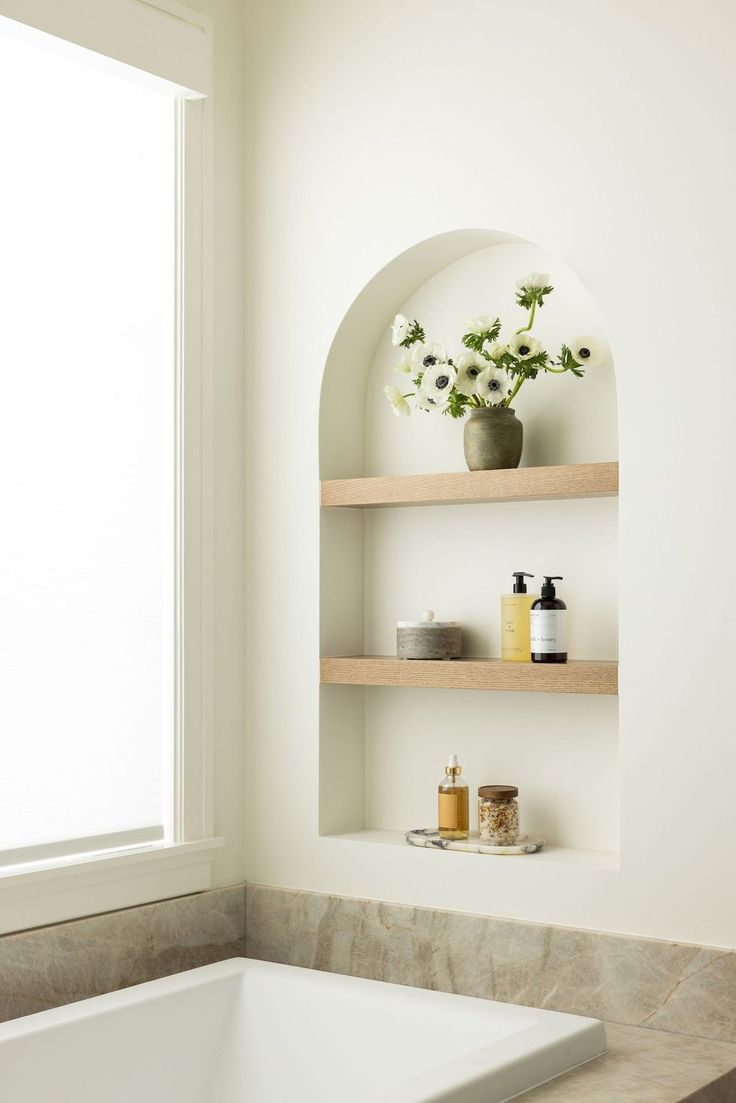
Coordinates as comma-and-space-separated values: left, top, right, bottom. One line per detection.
321, 656, 618, 696
321, 461, 618, 509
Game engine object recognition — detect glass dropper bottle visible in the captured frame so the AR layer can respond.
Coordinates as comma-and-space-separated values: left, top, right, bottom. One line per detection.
438, 754, 469, 840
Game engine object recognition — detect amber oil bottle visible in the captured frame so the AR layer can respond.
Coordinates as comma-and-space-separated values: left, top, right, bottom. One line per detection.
438, 754, 469, 840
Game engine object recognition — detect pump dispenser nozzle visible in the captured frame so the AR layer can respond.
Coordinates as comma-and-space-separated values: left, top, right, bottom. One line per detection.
512, 571, 534, 594
445, 753, 462, 776
540, 576, 563, 598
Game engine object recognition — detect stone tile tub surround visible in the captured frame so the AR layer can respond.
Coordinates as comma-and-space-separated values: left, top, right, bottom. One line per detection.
245, 884, 736, 1047
521, 1024, 736, 1103
0, 884, 245, 1024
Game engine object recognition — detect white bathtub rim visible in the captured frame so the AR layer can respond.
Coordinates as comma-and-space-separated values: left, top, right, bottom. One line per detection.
245, 962, 608, 1103
368, 1018, 607, 1103
0, 957, 608, 1103
0, 956, 246, 1040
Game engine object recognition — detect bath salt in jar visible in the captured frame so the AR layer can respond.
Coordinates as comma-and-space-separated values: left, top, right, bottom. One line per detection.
478, 785, 519, 846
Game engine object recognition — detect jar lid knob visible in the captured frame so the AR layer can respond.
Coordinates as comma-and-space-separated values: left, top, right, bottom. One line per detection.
422, 609, 435, 623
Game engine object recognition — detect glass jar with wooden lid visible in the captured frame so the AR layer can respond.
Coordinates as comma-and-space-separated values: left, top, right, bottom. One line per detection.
478, 785, 519, 845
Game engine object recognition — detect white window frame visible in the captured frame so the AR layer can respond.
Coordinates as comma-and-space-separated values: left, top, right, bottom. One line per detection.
0, 0, 221, 935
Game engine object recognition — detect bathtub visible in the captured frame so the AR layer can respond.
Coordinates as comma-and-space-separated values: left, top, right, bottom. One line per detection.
0, 958, 606, 1101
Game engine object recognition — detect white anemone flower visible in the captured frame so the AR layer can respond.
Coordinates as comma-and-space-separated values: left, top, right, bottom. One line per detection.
411, 341, 448, 372
483, 341, 507, 362
383, 384, 411, 417
415, 389, 449, 412
465, 315, 497, 336
422, 361, 457, 402
394, 350, 413, 374
515, 272, 550, 292
391, 313, 412, 347
476, 366, 511, 405
569, 335, 605, 368
508, 332, 542, 360
454, 352, 486, 396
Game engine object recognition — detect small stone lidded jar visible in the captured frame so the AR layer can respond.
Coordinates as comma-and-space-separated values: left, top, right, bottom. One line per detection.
396, 610, 461, 660
478, 785, 519, 845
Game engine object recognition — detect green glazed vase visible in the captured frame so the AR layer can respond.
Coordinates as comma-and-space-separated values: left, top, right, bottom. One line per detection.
463, 406, 523, 471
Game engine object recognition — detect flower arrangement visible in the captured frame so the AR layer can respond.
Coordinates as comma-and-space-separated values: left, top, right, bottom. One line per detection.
383, 274, 603, 419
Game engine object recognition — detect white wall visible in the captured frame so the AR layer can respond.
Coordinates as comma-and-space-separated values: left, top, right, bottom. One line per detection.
244, 0, 736, 947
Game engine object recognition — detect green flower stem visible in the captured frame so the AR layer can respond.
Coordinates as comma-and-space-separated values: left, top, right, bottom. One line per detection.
516, 298, 536, 335
544, 365, 568, 374
505, 376, 526, 406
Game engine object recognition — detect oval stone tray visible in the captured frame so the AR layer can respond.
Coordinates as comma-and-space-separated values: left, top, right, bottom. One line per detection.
405, 828, 546, 855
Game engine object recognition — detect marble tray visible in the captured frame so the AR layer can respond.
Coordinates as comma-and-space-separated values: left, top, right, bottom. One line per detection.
405, 828, 546, 855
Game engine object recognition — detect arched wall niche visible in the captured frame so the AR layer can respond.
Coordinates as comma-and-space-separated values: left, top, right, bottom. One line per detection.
320, 227, 617, 478
320, 228, 517, 479
319, 229, 619, 863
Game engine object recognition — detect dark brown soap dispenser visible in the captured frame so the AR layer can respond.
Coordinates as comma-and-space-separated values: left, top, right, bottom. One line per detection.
530, 576, 568, 663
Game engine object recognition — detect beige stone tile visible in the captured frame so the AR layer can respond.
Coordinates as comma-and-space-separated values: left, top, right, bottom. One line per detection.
0, 885, 245, 1023
244, 884, 736, 1047
683, 1069, 736, 1102
414, 907, 497, 999
246, 880, 330, 968
645, 951, 736, 1044
521, 1023, 736, 1102
4, 880, 734, 1103
490, 921, 707, 1024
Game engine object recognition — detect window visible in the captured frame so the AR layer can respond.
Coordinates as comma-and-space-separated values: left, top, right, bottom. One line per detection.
0, 2, 217, 934
0, 29, 175, 864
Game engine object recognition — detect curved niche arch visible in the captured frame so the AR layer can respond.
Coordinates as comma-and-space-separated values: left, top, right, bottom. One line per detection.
319, 229, 619, 864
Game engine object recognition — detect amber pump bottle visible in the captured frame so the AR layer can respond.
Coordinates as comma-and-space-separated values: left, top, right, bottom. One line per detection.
531, 576, 568, 663
438, 755, 469, 840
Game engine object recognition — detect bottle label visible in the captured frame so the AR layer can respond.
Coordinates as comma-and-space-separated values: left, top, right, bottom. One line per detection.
501, 594, 535, 660
530, 609, 567, 654
438, 793, 458, 830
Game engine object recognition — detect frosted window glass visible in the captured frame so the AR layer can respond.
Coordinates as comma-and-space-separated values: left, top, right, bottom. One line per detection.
0, 33, 175, 855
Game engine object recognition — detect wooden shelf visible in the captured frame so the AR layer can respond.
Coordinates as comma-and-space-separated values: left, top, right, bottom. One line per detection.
321, 461, 618, 509
321, 656, 618, 696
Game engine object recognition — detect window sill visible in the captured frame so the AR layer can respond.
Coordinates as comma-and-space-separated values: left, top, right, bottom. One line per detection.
0, 838, 224, 936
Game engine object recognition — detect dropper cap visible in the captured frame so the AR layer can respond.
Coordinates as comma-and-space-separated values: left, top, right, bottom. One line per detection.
512, 571, 534, 594
541, 575, 563, 598
445, 753, 462, 776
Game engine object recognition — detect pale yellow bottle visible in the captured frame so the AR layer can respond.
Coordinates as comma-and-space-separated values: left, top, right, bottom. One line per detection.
438, 755, 469, 840
501, 572, 539, 662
